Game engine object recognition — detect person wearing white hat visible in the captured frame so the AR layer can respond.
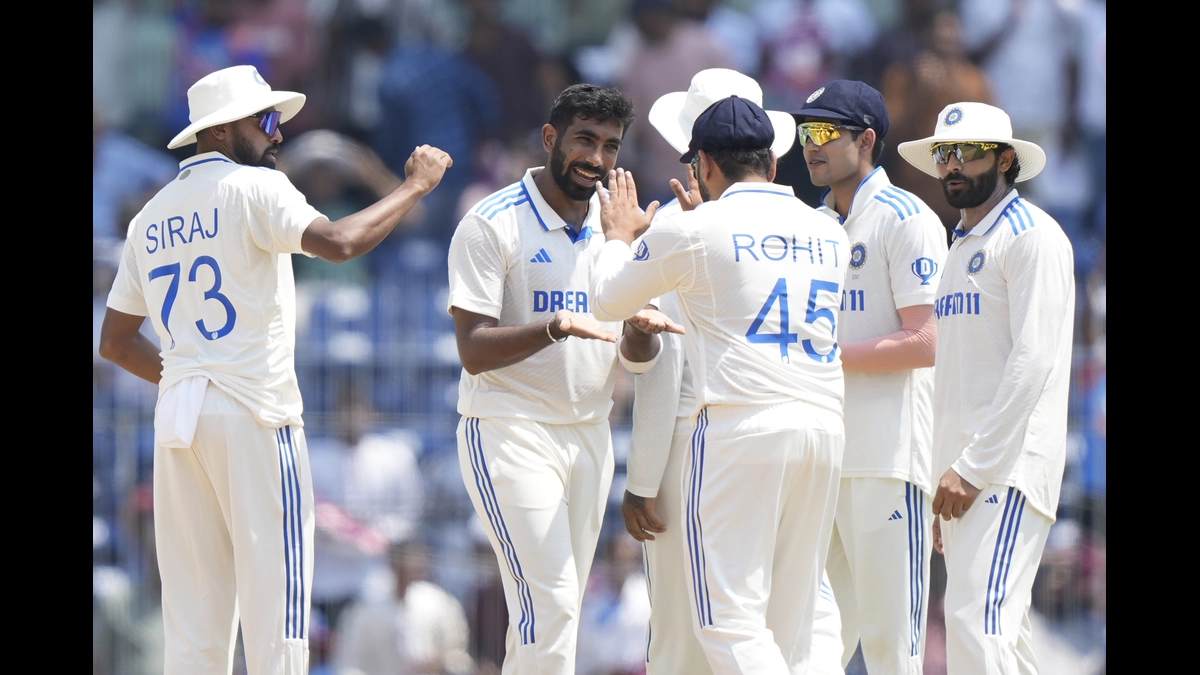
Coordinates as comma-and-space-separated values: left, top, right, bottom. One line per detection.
99, 65, 452, 675
898, 102, 1074, 675
623, 68, 845, 675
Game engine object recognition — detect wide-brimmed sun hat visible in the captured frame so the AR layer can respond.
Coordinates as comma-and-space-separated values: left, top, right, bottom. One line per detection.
897, 102, 1046, 182
649, 68, 795, 159
167, 65, 306, 150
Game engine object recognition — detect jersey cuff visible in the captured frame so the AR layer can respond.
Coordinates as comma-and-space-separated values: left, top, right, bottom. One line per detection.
950, 459, 989, 492
106, 294, 149, 317
624, 481, 660, 499
893, 293, 937, 309
446, 294, 502, 319
619, 334, 661, 374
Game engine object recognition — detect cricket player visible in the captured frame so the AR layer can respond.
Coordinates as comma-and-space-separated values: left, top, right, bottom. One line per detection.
897, 102, 1074, 674
446, 83, 677, 674
795, 80, 946, 674
98, 65, 452, 674
623, 68, 845, 675
593, 96, 848, 674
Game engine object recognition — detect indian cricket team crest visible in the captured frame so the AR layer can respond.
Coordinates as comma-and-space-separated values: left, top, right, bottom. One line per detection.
967, 250, 986, 275
806, 87, 825, 104
634, 240, 650, 261
849, 243, 867, 269
911, 257, 938, 285
944, 107, 964, 126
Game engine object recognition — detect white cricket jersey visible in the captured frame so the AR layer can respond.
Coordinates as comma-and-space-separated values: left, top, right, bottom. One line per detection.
447, 168, 622, 424
626, 200, 698, 498
593, 181, 848, 414
106, 151, 323, 428
816, 167, 947, 492
933, 189, 1074, 519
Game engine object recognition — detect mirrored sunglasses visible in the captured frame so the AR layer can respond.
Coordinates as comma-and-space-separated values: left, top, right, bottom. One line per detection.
931, 142, 999, 164
798, 122, 864, 147
250, 110, 283, 137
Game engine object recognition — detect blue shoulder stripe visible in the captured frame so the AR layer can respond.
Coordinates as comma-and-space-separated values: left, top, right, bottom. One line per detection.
884, 186, 920, 214
874, 193, 909, 220
1015, 201, 1036, 231
482, 195, 529, 219
474, 184, 522, 214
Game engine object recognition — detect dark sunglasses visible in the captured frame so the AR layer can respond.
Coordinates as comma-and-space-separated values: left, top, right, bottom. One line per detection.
930, 142, 999, 164
250, 110, 283, 137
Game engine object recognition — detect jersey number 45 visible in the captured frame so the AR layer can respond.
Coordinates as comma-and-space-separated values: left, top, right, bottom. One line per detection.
746, 278, 839, 364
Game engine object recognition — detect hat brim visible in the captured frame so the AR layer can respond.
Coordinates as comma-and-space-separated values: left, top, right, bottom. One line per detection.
650, 92, 796, 160
792, 107, 856, 125
167, 91, 306, 150
897, 136, 1046, 183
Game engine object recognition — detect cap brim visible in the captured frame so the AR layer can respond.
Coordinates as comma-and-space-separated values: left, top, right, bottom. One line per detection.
897, 136, 1047, 183
792, 108, 856, 125
654, 92, 797, 162
167, 91, 306, 150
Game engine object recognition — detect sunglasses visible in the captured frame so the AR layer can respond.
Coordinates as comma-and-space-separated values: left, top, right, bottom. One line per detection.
798, 122, 864, 147
250, 110, 283, 137
930, 142, 999, 164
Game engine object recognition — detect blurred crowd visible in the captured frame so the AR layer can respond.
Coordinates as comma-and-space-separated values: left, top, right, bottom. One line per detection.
92, 0, 1105, 673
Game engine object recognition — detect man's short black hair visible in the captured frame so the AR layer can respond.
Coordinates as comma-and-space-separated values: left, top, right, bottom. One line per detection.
849, 129, 885, 166
996, 143, 1020, 187
707, 147, 773, 182
548, 84, 636, 136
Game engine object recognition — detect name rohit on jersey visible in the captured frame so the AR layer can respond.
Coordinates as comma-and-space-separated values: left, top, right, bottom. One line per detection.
533, 290, 589, 313
934, 291, 982, 319
732, 234, 841, 267
145, 209, 219, 254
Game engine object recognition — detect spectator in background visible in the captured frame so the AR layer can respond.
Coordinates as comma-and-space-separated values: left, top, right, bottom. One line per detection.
575, 535, 651, 675
374, 19, 500, 247
307, 389, 425, 630
852, 0, 941, 89
335, 539, 475, 675
463, 0, 548, 145
1073, 0, 1106, 238
93, 102, 177, 248
881, 10, 994, 232
617, 0, 735, 206
672, 0, 761, 77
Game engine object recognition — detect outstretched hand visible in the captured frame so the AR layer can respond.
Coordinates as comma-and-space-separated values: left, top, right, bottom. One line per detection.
627, 308, 685, 336
597, 168, 659, 245
553, 309, 619, 343
668, 168, 704, 212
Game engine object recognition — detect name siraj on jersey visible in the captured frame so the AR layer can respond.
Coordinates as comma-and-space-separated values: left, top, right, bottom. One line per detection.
146, 209, 219, 254
732, 234, 841, 267
934, 291, 982, 319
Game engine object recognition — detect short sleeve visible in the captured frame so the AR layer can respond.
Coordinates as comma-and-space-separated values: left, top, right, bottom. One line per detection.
886, 210, 949, 309
447, 212, 511, 318
245, 170, 324, 257
106, 222, 149, 317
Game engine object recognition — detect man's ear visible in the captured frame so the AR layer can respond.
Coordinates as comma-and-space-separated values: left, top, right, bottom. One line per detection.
997, 147, 1016, 174
541, 123, 557, 154
768, 152, 778, 182
861, 128, 876, 158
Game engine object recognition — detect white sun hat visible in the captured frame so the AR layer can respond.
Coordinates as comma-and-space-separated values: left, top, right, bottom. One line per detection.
167, 65, 306, 150
648, 68, 796, 159
897, 102, 1046, 182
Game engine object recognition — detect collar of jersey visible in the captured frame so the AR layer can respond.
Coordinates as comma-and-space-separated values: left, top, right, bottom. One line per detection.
719, 181, 796, 200
952, 188, 1021, 240
179, 151, 235, 173
522, 168, 596, 243
819, 166, 888, 225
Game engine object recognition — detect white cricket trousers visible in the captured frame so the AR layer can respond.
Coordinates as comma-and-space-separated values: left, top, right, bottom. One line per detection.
458, 416, 614, 675
154, 385, 313, 675
644, 415, 845, 675
823, 477, 932, 674
941, 486, 1053, 675
684, 402, 843, 675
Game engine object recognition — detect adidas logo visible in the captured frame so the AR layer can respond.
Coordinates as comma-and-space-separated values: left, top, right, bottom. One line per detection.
985, 495, 999, 504
888, 510, 903, 521
530, 248, 553, 263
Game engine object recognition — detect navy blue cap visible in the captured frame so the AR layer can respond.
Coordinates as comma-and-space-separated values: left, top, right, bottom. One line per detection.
794, 80, 889, 140
680, 95, 775, 163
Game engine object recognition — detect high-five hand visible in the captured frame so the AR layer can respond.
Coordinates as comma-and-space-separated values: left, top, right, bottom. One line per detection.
668, 168, 704, 212
626, 308, 685, 335
597, 168, 659, 245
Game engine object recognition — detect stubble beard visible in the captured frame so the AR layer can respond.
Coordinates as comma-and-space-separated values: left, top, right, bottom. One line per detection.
231, 127, 275, 168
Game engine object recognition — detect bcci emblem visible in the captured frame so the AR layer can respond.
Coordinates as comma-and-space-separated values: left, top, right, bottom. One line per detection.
806, 87, 825, 104
967, 250, 986, 275
944, 107, 964, 126
849, 243, 867, 270
634, 240, 650, 261
911, 257, 938, 285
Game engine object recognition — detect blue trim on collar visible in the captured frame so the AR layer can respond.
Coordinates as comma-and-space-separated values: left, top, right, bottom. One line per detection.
179, 157, 232, 172
722, 188, 795, 198
562, 225, 593, 243
982, 196, 1022, 236
520, 183, 550, 232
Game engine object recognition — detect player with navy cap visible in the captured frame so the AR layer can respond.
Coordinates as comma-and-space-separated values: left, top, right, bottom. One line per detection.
795, 80, 947, 674
593, 95, 848, 674
898, 102, 1073, 674
99, 65, 452, 674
